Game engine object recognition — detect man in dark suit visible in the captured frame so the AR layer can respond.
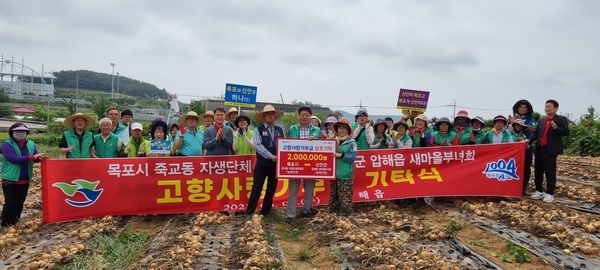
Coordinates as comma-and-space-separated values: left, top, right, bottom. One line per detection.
528, 99, 569, 203
203, 108, 234, 156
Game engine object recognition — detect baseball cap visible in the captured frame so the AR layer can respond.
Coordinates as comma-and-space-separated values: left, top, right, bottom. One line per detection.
131, 123, 143, 130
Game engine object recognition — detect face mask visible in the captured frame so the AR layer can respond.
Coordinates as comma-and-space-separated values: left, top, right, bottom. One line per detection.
13, 131, 27, 140
456, 118, 468, 127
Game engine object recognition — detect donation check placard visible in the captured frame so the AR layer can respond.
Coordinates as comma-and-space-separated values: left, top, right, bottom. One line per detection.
276, 138, 337, 179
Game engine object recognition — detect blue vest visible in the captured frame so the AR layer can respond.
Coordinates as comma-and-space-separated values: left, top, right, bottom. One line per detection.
256, 124, 284, 167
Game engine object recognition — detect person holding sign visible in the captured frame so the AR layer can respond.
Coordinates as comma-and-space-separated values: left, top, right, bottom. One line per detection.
245, 105, 285, 220
409, 114, 432, 148
59, 113, 95, 159
286, 106, 322, 223
91, 118, 123, 158
203, 108, 234, 156
232, 115, 256, 155
147, 120, 171, 157
351, 108, 375, 150
330, 118, 357, 216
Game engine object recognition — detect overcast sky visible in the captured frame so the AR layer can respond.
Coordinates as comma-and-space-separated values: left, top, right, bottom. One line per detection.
1, 1, 598, 120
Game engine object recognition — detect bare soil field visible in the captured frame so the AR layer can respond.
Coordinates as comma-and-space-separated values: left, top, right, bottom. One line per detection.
2, 155, 600, 269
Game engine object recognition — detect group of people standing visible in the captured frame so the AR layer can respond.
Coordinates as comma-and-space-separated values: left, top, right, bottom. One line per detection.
1, 98, 569, 227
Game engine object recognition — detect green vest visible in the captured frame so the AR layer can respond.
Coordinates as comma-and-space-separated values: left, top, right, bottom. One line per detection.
64, 129, 93, 158
485, 130, 514, 143
93, 133, 120, 158
235, 130, 256, 155
373, 134, 391, 149
113, 123, 127, 135
288, 124, 321, 139
473, 130, 489, 144
126, 137, 150, 157
455, 127, 473, 145
1, 140, 35, 181
336, 138, 356, 180
432, 130, 457, 146
411, 128, 431, 148
351, 123, 370, 150
392, 133, 412, 148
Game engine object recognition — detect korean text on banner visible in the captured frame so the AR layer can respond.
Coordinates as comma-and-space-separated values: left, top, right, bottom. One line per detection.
276, 138, 337, 179
353, 143, 525, 202
224, 83, 257, 108
41, 155, 330, 224
396, 88, 429, 112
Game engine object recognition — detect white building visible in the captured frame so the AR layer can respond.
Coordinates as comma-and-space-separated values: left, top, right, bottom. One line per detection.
0, 56, 55, 96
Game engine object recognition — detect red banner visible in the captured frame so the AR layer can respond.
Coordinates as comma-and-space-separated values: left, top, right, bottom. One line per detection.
353, 143, 525, 202
277, 138, 337, 179
41, 155, 330, 224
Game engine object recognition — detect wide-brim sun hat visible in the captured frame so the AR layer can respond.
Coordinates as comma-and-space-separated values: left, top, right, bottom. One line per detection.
355, 108, 369, 117
333, 118, 353, 132
64, 113, 95, 129
310, 116, 321, 126
325, 116, 337, 124
512, 118, 527, 128
256, 104, 284, 122
435, 117, 453, 128
393, 120, 410, 131
234, 115, 251, 127
454, 110, 470, 122
402, 109, 425, 116
414, 114, 428, 123
373, 118, 387, 130
179, 111, 202, 125
493, 115, 507, 124
512, 100, 533, 116
227, 107, 238, 118
471, 116, 485, 125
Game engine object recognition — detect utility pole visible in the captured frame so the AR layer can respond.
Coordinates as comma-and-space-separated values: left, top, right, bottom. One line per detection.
76, 71, 79, 112
452, 99, 457, 117
110, 62, 115, 99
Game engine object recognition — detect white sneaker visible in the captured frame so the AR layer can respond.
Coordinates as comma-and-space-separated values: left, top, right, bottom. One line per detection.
531, 191, 545, 200
543, 194, 554, 203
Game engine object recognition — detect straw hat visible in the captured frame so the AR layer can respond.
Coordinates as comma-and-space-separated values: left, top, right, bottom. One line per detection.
227, 107, 239, 117
402, 109, 426, 116
64, 113, 95, 129
179, 111, 201, 124
512, 119, 527, 128
256, 105, 284, 122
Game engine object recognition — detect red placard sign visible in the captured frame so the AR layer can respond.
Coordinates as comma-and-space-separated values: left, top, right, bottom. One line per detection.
353, 143, 525, 201
276, 138, 336, 179
41, 155, 330, 224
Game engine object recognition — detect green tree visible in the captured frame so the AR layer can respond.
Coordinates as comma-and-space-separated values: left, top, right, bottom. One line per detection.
281, 112, 298, 133
532, 112, 541, 122
0, 90, 10, 103
0, 104, 12, 117
189, 100, 206, 114
31, 105, 51, 122
60, 98, 77, 115
92, 98, 110, 120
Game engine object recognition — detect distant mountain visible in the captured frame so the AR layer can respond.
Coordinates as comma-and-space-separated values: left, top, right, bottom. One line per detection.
335, 110, 404, 122
52, 70, 170, 100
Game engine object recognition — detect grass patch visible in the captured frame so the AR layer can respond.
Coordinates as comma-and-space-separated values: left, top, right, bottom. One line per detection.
54, 230, 151, 270
294, 247, 318, 261
275, 227, 304, 242
264, 232, 276, 245
468, 239, 491, 249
